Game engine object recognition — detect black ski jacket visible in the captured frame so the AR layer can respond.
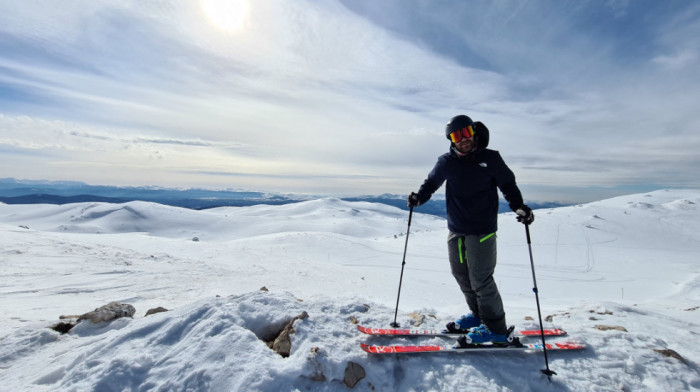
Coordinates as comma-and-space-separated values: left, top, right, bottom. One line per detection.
415, 129, 524, 235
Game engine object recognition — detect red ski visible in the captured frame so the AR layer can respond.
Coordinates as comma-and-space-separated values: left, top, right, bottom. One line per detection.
357, 325, 567, 338
361, 341, 585, 355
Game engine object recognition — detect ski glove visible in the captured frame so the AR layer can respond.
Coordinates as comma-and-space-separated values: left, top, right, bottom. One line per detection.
407, 192, 421, 208
516, 205, 534, 225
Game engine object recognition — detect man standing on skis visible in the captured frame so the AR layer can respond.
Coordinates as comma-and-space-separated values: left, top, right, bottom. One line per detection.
408, 114, 534, 344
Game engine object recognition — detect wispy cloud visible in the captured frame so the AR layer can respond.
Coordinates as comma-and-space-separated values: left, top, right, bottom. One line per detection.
0, 0, 699, 201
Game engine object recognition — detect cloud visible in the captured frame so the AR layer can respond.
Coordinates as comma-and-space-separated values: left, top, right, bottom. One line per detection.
0, 0, 699, 201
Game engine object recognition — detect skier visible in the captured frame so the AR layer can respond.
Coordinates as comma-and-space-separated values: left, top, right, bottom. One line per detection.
408, 114, 534, 344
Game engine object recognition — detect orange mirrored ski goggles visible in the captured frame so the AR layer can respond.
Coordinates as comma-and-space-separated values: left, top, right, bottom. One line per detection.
449, 125, 474, 143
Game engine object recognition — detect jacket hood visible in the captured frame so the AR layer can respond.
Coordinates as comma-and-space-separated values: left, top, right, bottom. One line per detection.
472, 121, 490, 150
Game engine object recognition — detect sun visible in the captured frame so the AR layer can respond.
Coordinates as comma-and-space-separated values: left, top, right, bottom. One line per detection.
200, 0, 250, 31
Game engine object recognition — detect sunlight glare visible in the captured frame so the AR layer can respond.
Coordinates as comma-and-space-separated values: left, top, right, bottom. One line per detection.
200, 0, 250, 31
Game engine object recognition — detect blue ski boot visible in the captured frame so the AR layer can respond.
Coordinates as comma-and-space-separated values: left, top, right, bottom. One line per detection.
445, 313, 481, 333
464, 324, 510, 345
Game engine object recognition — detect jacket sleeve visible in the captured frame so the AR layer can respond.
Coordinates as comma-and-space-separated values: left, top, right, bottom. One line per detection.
416, 155, 447, 205
492, 152, 524, 211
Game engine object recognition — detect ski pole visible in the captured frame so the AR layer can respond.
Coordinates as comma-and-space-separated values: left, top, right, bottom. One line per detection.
524, 224, 557, 381
390, 205, 413, 327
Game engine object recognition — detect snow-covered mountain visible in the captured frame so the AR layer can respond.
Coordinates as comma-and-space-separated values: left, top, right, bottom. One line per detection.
0, 190, 698, 391
0, 177, 566, 217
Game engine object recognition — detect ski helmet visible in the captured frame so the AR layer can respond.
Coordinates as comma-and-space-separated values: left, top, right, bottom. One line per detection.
445, 115, 474, 140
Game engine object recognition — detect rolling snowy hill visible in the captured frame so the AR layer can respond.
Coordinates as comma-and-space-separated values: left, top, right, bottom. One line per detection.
0, 190, 698, 391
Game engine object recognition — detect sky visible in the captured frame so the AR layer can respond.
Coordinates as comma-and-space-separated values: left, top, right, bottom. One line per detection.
0, 0, 699, 203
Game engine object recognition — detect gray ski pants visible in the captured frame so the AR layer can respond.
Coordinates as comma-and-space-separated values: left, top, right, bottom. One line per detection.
447, 231, 507, 334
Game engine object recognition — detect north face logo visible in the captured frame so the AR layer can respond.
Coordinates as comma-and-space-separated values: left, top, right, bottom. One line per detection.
479, 162, 488, 167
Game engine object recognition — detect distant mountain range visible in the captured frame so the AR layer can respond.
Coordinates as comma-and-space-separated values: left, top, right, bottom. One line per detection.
0, 178, 566, 218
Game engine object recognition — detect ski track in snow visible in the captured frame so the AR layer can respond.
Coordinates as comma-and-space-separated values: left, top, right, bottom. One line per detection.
0, 190, 699, 391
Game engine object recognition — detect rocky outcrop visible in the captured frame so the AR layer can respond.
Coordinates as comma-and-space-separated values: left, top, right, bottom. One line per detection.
343, 361, 366, 388
51, 301, 137, 334
267, 311, 309, 358
78, 302, 135, 323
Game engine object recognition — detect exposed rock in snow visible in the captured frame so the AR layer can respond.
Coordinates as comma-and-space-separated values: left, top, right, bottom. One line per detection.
78, 302, 136, 323
145, 306, 169, 316
268, 311, 309, 358
343, 361, 366, 388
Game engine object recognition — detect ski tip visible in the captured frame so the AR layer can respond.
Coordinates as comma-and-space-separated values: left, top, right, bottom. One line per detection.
554, 341, 586, 350
357, 325, 387, 334
360, 343, 446, 354
361, 342, 391, 355
357, 325, 395, 335
517, 328, 567, 337
548, 328, 567, 336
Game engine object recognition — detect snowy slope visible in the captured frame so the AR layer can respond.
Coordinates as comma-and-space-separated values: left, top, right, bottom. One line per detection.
0, 190, 699, 391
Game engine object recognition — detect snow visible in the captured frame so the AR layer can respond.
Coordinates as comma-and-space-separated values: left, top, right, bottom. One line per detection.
0, 190, 699, 391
